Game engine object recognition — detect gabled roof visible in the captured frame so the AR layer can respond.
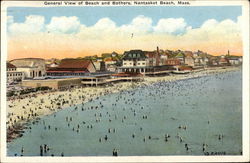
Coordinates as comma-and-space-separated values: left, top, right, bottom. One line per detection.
104, 57, 118, 62
111, 52, 118, 56
219, 58, 229, 63
184, 51, 193, 57
7, 63, 16, 68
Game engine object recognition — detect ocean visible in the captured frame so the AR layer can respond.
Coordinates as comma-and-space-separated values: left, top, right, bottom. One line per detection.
7, 70, 242, 156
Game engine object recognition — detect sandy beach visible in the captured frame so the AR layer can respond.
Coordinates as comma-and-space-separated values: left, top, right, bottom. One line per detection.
6, 66, 241, 142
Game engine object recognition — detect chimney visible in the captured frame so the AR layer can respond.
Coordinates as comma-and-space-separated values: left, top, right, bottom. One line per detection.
156, 46, 160, 66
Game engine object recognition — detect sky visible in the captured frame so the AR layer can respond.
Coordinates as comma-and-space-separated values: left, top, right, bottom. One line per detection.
7, 6, 243, 60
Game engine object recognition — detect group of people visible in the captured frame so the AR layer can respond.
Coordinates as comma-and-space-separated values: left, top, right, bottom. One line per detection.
9, 68, 238, 156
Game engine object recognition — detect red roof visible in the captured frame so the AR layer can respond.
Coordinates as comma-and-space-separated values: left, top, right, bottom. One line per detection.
47, 70, 86, 73
179, 66, 193, 71
219, 58, 229, 63
58, 59, 91, 69
7, 63, 16, 68
184, 51, 193, 57
145, 51, 158, 58
165, 59, 181, 65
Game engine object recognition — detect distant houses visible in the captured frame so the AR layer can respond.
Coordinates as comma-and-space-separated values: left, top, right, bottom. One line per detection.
228, 56, 242, 65
6, 48, 242, 90
118, 47, 171, 74
104, 57, 120, 72
163, 49, 242, 68
218, 56, 230, 66
93, 59, 106, 72
174, 51, 185, 65
165, 58, 181, 66
183, 51, 194, 67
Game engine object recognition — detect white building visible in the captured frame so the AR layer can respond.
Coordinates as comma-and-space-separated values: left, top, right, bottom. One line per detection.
184, 56, 195, 67
10, 58, 46, 79
228, 57, 242, 65
7, 63, 24, 82
119, 50, 147, 73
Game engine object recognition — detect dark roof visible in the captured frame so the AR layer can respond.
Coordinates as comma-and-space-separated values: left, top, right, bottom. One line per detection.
58, 59, 92, 69
7, 63, 16, 68
226, 55, 241, 59
47, 68, 88, 72
123, 50, 147, 59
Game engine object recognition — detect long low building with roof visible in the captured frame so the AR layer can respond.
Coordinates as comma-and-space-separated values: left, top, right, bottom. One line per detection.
22, 78, 82, 90
46, 59, 96, 76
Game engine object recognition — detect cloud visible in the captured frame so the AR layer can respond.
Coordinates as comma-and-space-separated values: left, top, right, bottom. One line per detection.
7, 16, 14, 24
8, 15, 45, 35
7, 14, 243, 60
46, 16, 81, 34
201, 19, 218, 29
76, 17, 117, 40
120, 15, 153, 34
93, 17, 116, 30
154, 18, 190, 34
185, 17, 241, 41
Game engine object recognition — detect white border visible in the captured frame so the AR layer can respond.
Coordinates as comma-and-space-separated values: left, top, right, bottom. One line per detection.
1, 1, 249, 162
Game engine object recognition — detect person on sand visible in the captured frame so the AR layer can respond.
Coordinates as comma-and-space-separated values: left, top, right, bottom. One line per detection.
112, 148, 118, 156
21, 146, 24, 156
40, 145, 43, 156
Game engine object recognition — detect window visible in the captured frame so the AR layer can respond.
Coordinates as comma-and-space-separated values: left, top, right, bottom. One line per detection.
138, 63, 140, 65
142, 63, 145, 65
124, 63, 127, 65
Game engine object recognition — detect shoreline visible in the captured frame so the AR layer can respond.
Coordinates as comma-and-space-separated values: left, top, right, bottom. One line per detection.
6, 66, 241, 142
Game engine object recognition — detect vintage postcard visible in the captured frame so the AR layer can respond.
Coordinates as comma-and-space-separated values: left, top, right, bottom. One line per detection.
1, 0, 249, 162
